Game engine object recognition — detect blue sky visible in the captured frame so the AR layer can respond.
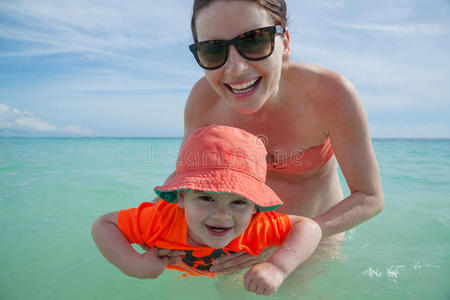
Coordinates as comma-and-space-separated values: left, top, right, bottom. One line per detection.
0, 0, 449, 137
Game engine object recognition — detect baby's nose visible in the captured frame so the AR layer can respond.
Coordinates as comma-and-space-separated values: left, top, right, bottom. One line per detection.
212, 207, 232, 220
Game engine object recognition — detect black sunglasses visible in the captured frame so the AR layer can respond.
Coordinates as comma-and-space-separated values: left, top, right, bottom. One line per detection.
189, 25, 285, 70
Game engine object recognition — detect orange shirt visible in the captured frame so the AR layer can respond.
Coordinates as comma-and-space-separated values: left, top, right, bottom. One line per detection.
118, 200, 292, 277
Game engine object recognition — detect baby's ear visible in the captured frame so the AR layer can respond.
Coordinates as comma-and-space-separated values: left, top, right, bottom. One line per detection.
177, 190, 185, 208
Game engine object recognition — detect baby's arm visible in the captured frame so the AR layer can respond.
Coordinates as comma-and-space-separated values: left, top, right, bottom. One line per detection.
91, 212, 182, 279
243, 215, 322, 296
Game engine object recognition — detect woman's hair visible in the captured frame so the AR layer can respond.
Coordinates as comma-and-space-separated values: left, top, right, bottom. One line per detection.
191, 0, 287, 42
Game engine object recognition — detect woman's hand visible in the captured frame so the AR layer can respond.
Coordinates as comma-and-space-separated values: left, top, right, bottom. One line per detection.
243, 262, 286, 296
210, 246, 278, 273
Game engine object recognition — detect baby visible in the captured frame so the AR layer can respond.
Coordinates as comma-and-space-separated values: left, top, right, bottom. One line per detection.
91, 125, 322, 296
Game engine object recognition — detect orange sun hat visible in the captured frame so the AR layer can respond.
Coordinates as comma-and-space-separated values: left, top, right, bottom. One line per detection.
154, 125, 283, 211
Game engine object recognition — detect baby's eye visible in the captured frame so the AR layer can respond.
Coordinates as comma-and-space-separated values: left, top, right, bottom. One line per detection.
232, 199, 250, 206
198, 196, 214, 202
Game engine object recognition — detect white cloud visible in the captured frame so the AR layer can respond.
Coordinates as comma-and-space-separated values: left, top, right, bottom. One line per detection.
1, 1, 449, 137
14, 117, 56, 131
290, 43, 450, 107
331, 22, 448, 36
62, 125, 94, 136
0, 103, 9, 113
0, 1, 200, 91
53, 69, 197, 93
0, 0, 192, 58
0, 103, 93, 136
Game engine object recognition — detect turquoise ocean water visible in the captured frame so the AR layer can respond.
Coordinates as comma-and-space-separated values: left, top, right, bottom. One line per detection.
1, 138, 449, 299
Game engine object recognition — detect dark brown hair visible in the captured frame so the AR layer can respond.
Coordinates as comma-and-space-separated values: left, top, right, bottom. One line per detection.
191, 0, 287, 42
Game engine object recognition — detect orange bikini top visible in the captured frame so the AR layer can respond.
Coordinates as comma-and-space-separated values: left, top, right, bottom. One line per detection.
267, 137, 334, 175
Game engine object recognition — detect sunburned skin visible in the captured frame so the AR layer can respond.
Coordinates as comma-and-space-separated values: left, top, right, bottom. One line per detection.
181, 0, 383, 291
188, 1, 382, 246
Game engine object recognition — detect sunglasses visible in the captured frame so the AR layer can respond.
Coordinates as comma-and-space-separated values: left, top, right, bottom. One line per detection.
189, 25, 285, 70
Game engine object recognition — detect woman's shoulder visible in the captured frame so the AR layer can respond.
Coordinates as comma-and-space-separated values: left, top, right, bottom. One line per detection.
184, 77, 221, 134
288, 61, 355, 94
186, 77, 220, 110
287, 61, 361, 114
189, 76, 219, 99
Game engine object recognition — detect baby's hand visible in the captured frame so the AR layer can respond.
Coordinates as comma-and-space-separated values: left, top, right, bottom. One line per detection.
156, 248, 185, 265
137, 247, 183, 278
243, 262, 286, 296
140, 245, 185, 265
139, 247, 169, 278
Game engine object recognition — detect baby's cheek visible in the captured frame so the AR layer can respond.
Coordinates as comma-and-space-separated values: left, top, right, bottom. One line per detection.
236, 212, 254, 231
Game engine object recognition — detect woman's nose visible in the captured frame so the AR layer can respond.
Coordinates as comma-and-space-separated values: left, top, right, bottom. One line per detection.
224, 46, 248, 75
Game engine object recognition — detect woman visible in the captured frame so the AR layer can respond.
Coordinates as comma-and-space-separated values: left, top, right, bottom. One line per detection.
160, 0, 384, 274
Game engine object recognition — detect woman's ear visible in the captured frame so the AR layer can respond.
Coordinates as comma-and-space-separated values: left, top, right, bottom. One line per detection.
282, 28, 290, 62
177, 190, 185, 208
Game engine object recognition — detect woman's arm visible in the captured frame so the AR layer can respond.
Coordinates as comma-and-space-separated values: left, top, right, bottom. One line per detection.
243, 215, 322, 296
91, 212, 182, 278
210, 71, 384, 273
313, 72, 384, 237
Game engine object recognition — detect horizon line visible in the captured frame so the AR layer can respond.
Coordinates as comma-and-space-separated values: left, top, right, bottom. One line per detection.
1, 136, 450, 140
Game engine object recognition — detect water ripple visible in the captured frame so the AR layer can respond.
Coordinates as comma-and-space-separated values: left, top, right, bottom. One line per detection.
362, 262, 441, 282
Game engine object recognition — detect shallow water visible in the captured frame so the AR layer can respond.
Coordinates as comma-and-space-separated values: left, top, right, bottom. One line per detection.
1, 138, 449, 299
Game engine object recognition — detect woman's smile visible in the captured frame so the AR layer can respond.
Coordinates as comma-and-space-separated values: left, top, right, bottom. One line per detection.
225, 76, 262, 99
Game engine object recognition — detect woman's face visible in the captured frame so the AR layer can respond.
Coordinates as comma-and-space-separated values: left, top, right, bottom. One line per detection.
195, 1, 289, 114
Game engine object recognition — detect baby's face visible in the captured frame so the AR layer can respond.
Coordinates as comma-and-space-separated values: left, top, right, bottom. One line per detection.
178, 190, 256, 248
